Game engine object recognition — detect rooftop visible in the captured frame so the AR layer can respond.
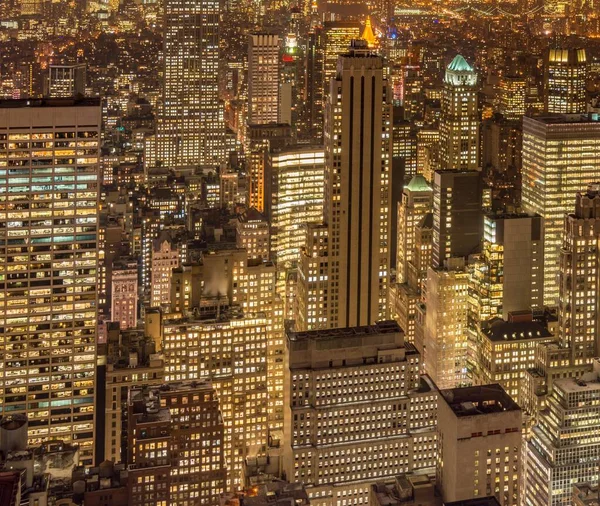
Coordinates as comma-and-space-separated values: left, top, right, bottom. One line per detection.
447, 54, 474, 72
405, 175, 432, 193
445, 497, 501, 506
0, 97, 100, 108
288, 320, 401, 342
440, 384, 520, 417
481, 318, 553, 342
526, 113, 600, 125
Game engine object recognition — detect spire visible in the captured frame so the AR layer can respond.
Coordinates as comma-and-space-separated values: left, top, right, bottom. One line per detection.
361, 16, 378, 48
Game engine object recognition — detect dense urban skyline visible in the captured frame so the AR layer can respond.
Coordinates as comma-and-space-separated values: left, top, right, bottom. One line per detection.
0, 0, 600, 505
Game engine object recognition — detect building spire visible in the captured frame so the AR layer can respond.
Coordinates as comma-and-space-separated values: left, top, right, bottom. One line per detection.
361, 16, 378, 48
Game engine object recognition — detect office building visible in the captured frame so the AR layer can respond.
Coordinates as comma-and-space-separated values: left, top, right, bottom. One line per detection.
155, 0, 223, 169
0, 98, 101, 464
128, 381, 227, 506
48, 63, 86, 98
322, 21, 361, 103
521, 113, 600, 306
558, 185, 600, 365
432, 170, 483, 268
248, 34, 280, 125
437, 385, 521, 506
266, 146, 325, 268
236, 207, 270, 261
477, 312, 554, 403
498, 75, 526, 121
544, 48, 588, 114
397, 175, 433, 284
284, 321, 439, 506
324, 41, 392, 328
525, 362, 600, 506
423, 258, 470, 389
439, 55, 479, 171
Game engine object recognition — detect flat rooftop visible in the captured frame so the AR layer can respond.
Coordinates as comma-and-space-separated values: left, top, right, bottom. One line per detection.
526, 113, 600, 124
0, 97, 101, 108
288, 320, 401, 342
440, 384, 520, 417
482, 320, 553, 342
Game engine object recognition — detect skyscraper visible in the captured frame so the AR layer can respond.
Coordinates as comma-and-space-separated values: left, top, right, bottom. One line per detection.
499, 75, 527, 121
248, 34, 280, 125
155, 0, 223, 169
324, 40, 392, 328
432, 170, 483, 268
48, 63, 86, 98
544, 47, 588, 114
558, 185, 600, 365
439, 55, 479, 171
0, 98, 101, 464
284, 321, 439, 506
437, 385, 521, 506
521, 113, 600, 306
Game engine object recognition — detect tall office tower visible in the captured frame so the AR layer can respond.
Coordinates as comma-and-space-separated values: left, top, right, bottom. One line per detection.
284, 321, 439, 506
423, 258, 470, 389
322, 21, 361, 101
392, 118, 418, 180
155, 0, 223, 169
439, 55, 479, 171
161, 312, 269, 487
525, 364, 600, 506
306, 27, 325, 141
246, 123, 293, 213
416, 129, 440, 183
477, 312, 554, 404
437, 385, 521, 506
111, 259, 138, 330
296, 224, 329, 331
248, 34, 280, 125
150, 237, 179, 309
266, 146, 325, 268
471, 213, 544, 322
236, 207, 271, 261
397, 175, 433, 284
325, 41, 392, 328
499, 75, 527, 121
128, 382, 227, 506
544, 48, 588, 114
521, 114, 600, 306
0, 98, 101, 464
558, 185, 600, 365
47, 63, 86, 98
400, 65, 425, 122
432, 170, 483, 268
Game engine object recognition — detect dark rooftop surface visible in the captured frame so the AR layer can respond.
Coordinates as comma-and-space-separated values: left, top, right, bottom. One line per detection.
440, 384, 520, 417
0, 97, 101, 108
482, 319, 553, 342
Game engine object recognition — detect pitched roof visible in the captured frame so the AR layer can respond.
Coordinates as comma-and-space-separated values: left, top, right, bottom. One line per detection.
448, 54, 474, 72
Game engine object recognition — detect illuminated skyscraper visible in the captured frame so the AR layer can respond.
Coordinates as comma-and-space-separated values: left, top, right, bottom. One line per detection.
0, 98, 101, 464
248, 34, 280, 125
521, 113, 600, 306
155, 0, 223, 169
324, 41, 392, 328
266, 146, 325, 268
111, 259, 138, 330
558, 185, 600, 365
284, 321, 438, 506
48, 63, 86, 98
439, 55, 479, 171
499, 75, 527, 121
544, 48, 588, 114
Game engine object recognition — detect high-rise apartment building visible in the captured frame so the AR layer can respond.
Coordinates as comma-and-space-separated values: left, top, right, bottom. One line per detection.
521, 113, 600, 306
266, 146, 325, 268
397, 175, 433, 284
544, 48, 588, 114
439, 55, 479, 171
248, 34, 280, 125
48, 63, 86, 98
150, 238, 179, 309
525, 362, 600, 506
111, 258, 138, 330
284, 321, 439, 506
0, 98, 101, 464
558, 185, 600, 365
324, 41, 392, 328
437, 385, 521, 506
155, 0, 223, 169
432, 170, 483, 268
